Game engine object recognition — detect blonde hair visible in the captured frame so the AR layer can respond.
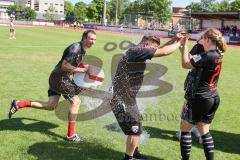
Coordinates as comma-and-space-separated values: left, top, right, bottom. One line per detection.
203, 28, 227, 53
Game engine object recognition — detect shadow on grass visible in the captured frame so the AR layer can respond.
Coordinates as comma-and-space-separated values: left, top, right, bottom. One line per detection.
28, 140, 164, 160
144, 126, 240, 155
0, 117, 62, 139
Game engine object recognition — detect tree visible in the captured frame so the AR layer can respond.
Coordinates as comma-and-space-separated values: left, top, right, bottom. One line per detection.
212, 0, 232, 12
231, 0, 240, 11
7, 4, 36, 20
87, 3, 98, 22
64, 1, 74, 13
124, 0, 171, 23
7, 4, 25, 20
44, 4, 57, 21
200, 0, 216, 11
87, 0, 110, 23
124, 0, 143, 13
186, 2, 202, 12
143, 0, 172, 22
74, 2, 88, 22
24, 7, 36, 20
110, 0, 130, 24
64, 1, 75, 23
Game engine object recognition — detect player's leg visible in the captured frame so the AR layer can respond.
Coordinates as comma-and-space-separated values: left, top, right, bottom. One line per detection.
64, 95, 83, 142
13, 30, 16, 39
180, 120, 193, 160
180, 100, 194, 160
8, 89, 61, 118
125, 135, 140, 159
197, 123, 213, 160
176, 101, 187, 140
196, 96, 220, 160
113, 102, 146, 160
9, 30, 12, 39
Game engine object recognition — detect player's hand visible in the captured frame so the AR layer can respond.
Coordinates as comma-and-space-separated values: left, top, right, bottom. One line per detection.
75, 67, 88, 73
175, 29, 184, 40
86, 66, 91, 75
180, 35, 191, 46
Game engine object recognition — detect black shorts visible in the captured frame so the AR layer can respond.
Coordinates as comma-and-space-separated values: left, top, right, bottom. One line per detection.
48, 88, 77, 101
10, 29, 14, 33
181, 95, 220, 124
48, 70, 83, 101
110, 98, 143, 135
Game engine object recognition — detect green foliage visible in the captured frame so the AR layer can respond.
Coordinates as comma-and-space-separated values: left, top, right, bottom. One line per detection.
230, 0, 240, 11
187, 0, 240, 12
24, 7, 36, 20
109, 0, 130, 23
186, 2, 202, 12
7, 4, 36, 20
86, 3, 99, 22
64, 1, 75, 23
74, 2, 88, 22
124, 0, 172, 23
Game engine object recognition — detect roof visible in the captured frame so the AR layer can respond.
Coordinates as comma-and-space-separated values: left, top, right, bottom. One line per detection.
187, 12, 240, 19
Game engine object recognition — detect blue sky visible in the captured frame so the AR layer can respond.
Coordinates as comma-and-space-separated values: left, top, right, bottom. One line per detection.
69, 0, 200, 7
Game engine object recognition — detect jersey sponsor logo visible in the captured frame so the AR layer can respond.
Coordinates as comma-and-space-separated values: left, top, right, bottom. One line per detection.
131, 126, 139, 133
192, 55, 202, 63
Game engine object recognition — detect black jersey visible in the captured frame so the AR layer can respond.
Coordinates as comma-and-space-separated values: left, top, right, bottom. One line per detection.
190, 50, 223, 98
184, 44, 205, 100
56, 42, 85, 69
48, 42, 85, 95
189, 43, 204, 56
112, 46, 155, 105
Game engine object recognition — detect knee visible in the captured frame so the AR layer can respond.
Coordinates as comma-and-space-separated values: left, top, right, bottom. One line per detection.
45, 102, 58, 110
71, 96, 81, 106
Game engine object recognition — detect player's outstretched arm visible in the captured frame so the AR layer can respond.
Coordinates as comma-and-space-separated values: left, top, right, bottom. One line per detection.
179, 36, 194, 69
161, 31, 184, 48
154, 41, 181, 57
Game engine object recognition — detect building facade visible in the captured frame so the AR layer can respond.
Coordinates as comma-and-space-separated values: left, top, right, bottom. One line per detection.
28, 0, 64, 20
0, 0, 14, 19
0, 0, 64, 21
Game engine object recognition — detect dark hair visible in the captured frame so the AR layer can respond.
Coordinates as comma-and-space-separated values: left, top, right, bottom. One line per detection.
141, 35, 161, 45
81, 30, 96, 41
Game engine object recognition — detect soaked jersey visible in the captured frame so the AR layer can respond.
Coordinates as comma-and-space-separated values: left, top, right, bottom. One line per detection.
184, 44, 205, 100
189, 49, 223, 98
49, 42, 85, 94
112, 46, 155, 105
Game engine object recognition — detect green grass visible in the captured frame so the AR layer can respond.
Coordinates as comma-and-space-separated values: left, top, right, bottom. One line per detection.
0, 26, 239, 160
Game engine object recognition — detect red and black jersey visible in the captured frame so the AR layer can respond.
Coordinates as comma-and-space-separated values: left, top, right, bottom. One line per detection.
190, 50, 223, 98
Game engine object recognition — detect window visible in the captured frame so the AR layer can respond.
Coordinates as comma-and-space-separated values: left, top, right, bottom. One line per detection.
45, 3, 48, 5
60, 4, 63, 6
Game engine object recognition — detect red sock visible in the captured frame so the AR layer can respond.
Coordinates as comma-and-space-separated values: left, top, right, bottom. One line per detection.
16, 101, 31, 109
68, 121, 75, 137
